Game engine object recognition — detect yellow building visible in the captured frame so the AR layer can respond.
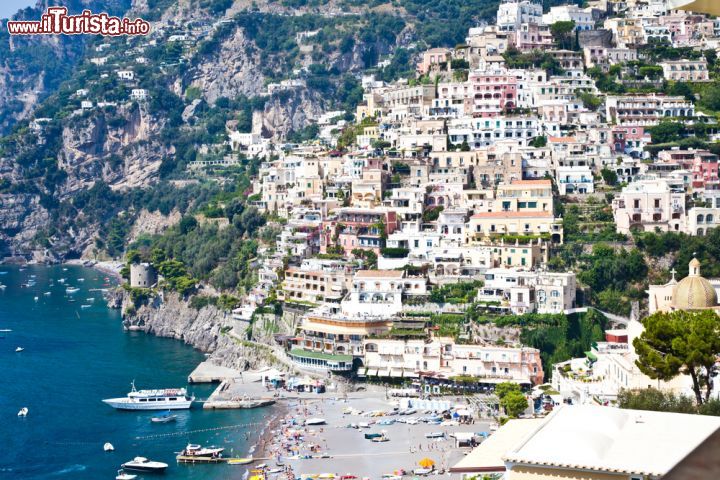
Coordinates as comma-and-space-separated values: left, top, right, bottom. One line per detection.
466, 211, 564, 244
495, 179, 554, 214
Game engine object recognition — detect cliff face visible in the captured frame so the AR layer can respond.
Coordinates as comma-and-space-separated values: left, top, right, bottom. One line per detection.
0, 194, 50, 259
118, 290, 289, 371
259, 89, 327, 139
187, 28, 265, 104
58, 104, 168, 193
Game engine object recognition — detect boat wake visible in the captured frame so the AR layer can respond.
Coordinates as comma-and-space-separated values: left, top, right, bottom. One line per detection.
48, 464, 87, 476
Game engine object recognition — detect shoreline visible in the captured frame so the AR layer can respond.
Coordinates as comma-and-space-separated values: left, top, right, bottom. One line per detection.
65, 259, 124, 282
253, 401, 290, 460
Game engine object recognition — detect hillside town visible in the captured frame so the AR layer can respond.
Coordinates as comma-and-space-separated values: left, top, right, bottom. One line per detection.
178, 0, 720, 476
163, 0, 720, 399
31, 0, 720, 478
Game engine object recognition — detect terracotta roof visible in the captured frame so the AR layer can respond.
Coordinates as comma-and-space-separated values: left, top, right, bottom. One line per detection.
355, 270, 404, 278
471, 211, 553, 219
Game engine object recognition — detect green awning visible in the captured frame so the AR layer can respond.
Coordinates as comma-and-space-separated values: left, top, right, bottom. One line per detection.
289, 348, 353, 363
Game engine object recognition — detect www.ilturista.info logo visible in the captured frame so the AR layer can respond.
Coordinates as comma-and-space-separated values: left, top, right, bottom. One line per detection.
6, 7, 151, 36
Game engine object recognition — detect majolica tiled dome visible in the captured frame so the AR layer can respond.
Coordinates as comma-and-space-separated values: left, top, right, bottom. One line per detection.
672, 258, 718, 310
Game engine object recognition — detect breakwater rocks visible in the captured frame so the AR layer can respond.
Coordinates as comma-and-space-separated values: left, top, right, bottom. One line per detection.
111, 288, 288, 372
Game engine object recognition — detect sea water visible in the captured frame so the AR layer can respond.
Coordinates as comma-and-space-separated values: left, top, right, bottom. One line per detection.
0, 265, 267, 479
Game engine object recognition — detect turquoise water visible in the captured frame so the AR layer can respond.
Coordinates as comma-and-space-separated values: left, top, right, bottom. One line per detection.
0, 265, 267, 479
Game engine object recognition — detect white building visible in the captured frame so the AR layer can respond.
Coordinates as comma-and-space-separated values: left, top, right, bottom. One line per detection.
497, 0, 543, 32
363, 337, 544, 384
478, 268, 577, 314
342, 270, 427, 317
130, 89, 148, 101
612, 177, 686, 234
543, 5, 595, 31
556, 165, 594, 195
116, 70, 135, 81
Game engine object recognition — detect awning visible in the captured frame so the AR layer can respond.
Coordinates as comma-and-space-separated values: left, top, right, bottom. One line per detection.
288, 348, 353, 363
668, 0, 720, 15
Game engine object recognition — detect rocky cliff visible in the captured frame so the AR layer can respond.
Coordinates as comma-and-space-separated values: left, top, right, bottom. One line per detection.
115, 289, 290, 372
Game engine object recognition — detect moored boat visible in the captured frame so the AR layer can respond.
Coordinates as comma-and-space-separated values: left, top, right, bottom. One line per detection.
116, 469, 137, 480
151, 411, 178, 423
178, 443, 225, 458
103, 381, 194, 411
121, 457, 168, 473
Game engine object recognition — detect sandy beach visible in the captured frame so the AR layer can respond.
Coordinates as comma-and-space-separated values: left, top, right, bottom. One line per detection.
254, 394, 492, 479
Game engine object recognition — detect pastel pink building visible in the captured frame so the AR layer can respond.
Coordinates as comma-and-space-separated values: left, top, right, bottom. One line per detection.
467, 71, 518, 117
611, 126, 649, 157
692, 151, 719, 189
321, 209, 398, 256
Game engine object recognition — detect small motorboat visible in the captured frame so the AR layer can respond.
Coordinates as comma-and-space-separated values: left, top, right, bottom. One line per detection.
121, 457, 168, 472
228, 458, 254, 465
15, 347, 24, 352
18, 407, 28, 417
151, 412, 177, 423
104, 442, 115, 452
178, 443, 225, 458
116, 469, 137, 480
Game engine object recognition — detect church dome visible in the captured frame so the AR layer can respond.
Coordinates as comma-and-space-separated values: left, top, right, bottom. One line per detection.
672, 258, 718, 310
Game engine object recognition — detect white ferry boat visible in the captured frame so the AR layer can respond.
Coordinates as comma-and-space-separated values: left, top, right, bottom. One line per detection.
102, 382, 194, 410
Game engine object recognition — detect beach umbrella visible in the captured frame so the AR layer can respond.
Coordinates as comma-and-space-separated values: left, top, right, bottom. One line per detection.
418, 458, 435, 468
668, 0, 720, 15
